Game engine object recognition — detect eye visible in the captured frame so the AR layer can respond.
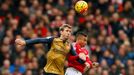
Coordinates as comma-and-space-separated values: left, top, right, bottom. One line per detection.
66, 30, 69, 32
66, 30, 70, 32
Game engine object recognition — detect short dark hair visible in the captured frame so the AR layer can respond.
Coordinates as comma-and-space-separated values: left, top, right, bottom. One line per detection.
59, 24, 72, 31
76, 31, 88, 38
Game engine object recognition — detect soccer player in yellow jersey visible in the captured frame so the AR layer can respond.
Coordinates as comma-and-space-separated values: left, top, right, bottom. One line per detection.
15, 24, 85, 75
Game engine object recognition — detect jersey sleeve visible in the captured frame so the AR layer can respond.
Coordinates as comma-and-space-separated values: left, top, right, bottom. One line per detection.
25, 37, 54, 45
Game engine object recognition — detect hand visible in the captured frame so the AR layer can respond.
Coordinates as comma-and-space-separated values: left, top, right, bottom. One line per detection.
92, 62, 99, 68
15, 39, 26, 46
84, 62, 90, 72
78, 53, 86, 61
85, 62, 90, 68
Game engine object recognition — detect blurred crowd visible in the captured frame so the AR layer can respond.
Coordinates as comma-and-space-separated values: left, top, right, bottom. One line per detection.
0, 0, 134, 75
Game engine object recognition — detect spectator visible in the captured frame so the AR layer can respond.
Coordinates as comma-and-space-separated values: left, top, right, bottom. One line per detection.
0, 19, 5, 42
0, 59, 11, 74
10, 58, 26, 74
101, 36, 118, 54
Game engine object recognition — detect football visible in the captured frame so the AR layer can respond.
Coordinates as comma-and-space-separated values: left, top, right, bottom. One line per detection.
74, 1, 88, 14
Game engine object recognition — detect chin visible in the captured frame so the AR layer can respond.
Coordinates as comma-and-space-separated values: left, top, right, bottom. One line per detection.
66, 36, 69, 39
65, 38, 68, 40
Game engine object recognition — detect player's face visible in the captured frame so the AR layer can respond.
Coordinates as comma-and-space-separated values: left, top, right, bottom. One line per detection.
79, 35, 87, 47
61, 27, 72, 40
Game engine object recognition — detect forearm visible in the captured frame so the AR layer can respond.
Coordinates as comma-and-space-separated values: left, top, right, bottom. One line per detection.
26, 38, 43, 45
85, 57, 92, 68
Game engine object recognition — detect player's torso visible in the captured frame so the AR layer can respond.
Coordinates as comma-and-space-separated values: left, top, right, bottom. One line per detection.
48, 38, 70, 58
44, 38, 70, 74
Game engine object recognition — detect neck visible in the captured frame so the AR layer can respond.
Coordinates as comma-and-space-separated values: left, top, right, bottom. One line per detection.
60, 35, 66, 41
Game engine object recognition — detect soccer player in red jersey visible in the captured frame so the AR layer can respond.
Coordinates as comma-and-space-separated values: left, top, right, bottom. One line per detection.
65, 32, 99, 75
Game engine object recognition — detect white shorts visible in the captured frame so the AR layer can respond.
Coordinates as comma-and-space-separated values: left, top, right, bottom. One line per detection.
65, 67, 82, 75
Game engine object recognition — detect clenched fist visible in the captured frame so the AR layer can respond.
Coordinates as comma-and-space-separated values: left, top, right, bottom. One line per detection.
15, 39, 26, 46
78, 53, 86, 61
84, 62, 91, 72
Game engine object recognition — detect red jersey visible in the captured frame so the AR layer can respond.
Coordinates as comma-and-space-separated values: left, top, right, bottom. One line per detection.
67, 43, 92, 73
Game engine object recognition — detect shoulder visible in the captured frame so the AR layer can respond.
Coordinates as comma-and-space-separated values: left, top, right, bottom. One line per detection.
45, 36, 55, 41
46, 36, 54, 39
43, 36, 55, 43
53, 37, 61, 41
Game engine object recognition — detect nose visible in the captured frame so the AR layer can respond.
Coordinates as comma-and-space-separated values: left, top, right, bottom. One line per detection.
67, 31, 71, 35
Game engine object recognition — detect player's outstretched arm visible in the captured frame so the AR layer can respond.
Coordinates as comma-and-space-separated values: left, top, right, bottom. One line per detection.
15, 37, 54, 46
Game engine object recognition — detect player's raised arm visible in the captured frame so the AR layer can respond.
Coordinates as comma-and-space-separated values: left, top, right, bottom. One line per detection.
25, 37, 54, 45
15, 37, 54, 46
